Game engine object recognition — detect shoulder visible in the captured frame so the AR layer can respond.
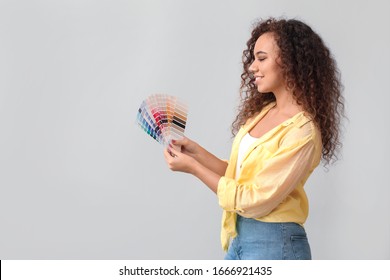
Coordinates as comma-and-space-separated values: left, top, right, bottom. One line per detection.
280, 113, 322, 148
278, 115, 322, 166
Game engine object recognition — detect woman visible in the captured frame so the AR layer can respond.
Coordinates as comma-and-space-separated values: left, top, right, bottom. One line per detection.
164, 17, 344, 260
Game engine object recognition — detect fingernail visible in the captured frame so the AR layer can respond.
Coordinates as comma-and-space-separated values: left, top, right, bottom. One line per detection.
171, 139, 176, 144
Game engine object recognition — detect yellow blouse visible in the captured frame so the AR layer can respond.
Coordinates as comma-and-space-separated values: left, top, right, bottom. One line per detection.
217, 103, 322, 251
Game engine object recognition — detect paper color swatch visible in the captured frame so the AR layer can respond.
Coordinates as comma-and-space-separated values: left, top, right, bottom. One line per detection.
136, 94, 188, 147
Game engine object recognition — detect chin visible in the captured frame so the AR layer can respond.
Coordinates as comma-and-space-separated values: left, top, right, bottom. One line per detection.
257, 86, 268, 93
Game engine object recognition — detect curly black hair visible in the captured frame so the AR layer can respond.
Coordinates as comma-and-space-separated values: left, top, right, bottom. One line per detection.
232, 17, 345, 165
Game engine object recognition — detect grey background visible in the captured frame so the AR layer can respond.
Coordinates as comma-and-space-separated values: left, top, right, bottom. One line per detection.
0, 0, 389, 259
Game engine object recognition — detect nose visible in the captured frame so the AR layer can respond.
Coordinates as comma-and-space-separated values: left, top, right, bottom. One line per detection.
248, 60, 258, 74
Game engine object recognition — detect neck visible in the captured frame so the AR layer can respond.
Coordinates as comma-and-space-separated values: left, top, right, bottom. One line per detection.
272, 88, 303, 115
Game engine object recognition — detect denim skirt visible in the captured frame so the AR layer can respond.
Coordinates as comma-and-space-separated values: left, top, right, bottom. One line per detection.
224, 215, 311, 260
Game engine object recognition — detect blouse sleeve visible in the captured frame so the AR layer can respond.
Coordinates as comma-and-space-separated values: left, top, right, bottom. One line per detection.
217, 133, 318, 219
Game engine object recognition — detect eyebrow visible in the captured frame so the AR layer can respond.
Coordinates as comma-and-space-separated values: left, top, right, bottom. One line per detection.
255, 51, 267, 55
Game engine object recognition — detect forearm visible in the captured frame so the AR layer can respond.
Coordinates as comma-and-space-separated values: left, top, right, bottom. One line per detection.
191, 160, 221, 194
194, 145, 228, 176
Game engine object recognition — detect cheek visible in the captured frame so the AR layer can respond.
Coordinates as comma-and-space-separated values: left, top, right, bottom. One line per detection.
260, 60, 279, 74
270, 64, 284, 81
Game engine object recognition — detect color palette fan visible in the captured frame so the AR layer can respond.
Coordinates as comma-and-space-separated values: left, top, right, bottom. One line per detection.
136, 94, 188, 147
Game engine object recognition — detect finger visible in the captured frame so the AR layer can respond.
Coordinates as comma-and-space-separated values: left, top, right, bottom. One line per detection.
170, 143, 182, 152
163, 148, 172, 161
171, 136, 188, 146
172, 146, 185, 157
165, 147, 178, 158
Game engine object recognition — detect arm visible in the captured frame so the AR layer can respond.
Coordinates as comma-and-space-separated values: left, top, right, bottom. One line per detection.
218, 136, 318, 218
191, 144, 228, 177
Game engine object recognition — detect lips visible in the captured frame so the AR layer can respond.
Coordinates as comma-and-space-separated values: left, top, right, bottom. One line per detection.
254, 76, 264, 84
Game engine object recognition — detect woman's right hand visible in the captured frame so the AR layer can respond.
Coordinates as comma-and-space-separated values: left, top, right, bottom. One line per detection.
170, 137, 200, 160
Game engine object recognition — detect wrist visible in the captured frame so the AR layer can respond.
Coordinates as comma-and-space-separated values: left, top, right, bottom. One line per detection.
193, 143, 205, 162
191, 158, 203, 177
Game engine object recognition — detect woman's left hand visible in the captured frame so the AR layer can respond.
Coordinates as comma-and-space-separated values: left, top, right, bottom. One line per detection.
163, 146, 198, 174
163, 144, 221, 194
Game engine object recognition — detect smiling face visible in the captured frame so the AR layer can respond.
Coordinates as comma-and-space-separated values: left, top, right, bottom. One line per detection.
249, 32, 286, 94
